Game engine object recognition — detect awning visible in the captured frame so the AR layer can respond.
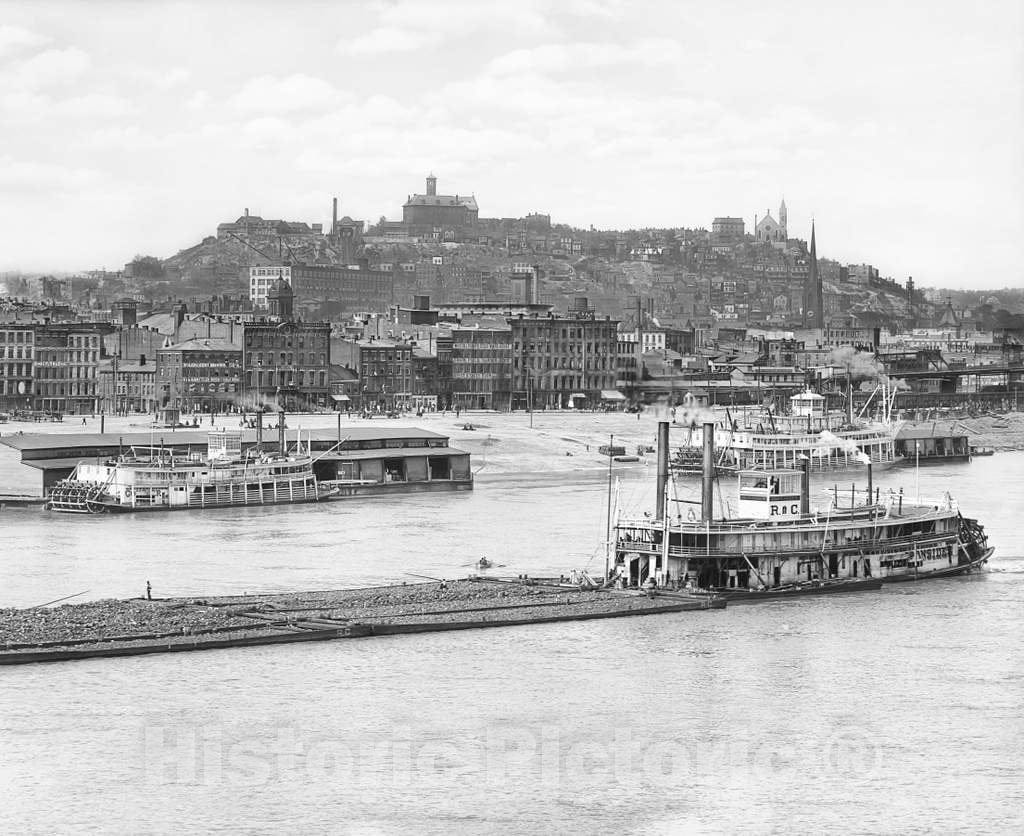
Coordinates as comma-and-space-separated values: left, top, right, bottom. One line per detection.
601, 390, 626, 401
331, 395, 351, 402
571, 392, 587, 398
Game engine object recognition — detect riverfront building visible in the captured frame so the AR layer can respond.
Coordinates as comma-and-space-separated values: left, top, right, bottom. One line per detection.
509, 300, 620, 410
156, 337, 242, 413
0, 324, 34, 411
242, 320, 332, 411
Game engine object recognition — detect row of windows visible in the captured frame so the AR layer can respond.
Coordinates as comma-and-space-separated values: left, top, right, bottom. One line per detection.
0, 331, 33, 343
35, 351, 99, 363
514, 357, 612, 371
244, 334, 328, 350
250, 352, 327, 367
246, 370, 328, 388
35, 381, 96, 396
35, 366, 97, 379
1, 364, 30, 377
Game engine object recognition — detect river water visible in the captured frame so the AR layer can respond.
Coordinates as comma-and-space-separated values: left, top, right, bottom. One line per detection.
1, 414, 1022, 834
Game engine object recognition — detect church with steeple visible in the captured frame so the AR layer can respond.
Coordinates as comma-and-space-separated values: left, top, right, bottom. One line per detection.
755, 199, 788, 248
803, 221, 824, 329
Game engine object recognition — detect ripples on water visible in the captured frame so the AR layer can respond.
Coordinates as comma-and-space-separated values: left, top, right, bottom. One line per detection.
2, 449, 1022, 833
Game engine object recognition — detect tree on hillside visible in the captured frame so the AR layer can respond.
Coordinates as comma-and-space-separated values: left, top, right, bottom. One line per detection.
129, 255, 165, 279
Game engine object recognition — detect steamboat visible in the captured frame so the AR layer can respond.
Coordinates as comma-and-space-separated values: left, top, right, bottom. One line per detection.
613, 415, 992, 600
47, 427, 331, 514
676, 385, 899, 473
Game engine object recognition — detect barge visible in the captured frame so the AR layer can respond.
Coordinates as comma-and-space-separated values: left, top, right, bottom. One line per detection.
0, 580, 725, 666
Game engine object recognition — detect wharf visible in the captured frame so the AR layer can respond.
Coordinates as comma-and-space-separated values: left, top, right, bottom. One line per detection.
0, 579, 724, 666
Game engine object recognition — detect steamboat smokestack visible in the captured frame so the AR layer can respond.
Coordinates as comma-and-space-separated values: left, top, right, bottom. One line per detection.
867, 461, 873, 505
701, 421, 715, 521
278, 410, 286, 453
847, 375, 854, 425
255, 408, 263, 451
655, 420, 670, 521
800, 455, 810, 515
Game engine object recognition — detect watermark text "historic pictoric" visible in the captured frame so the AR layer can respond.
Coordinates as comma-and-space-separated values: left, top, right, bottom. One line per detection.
141, 724, 879, 788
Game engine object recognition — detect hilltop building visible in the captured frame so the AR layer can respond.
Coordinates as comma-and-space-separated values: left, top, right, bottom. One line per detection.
402, 174, 479, 239
755, 199, 788, 246
217, 209, 322, 240
712, 217, 746, 239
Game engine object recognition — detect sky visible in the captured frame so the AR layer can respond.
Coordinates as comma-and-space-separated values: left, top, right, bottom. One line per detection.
0, 0, 1021, 289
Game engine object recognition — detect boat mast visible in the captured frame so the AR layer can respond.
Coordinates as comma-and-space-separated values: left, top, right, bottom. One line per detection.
604, 433, 614, 582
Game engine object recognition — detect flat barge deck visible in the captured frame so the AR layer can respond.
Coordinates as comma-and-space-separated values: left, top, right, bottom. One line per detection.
0, 579, 725, 666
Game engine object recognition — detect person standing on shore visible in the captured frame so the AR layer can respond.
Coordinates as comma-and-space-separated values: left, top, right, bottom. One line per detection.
146, 581, 152, 601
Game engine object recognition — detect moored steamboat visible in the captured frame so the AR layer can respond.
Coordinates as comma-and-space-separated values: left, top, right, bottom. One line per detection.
614, 414, 992, 600
676, 386, 900, 473
47, 428, 331, 514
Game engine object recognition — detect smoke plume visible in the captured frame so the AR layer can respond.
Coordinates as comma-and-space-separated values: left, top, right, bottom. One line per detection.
815, 430, 872, 464
829, 346, 909, 391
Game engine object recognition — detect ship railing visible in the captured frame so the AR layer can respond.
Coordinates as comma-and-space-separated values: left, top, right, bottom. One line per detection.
616, 532, 959, 561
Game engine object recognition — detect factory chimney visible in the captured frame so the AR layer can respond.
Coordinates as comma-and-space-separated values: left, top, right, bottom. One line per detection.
332, 197, 338, 235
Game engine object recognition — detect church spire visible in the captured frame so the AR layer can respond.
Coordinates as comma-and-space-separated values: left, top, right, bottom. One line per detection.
806, 220, 823, 329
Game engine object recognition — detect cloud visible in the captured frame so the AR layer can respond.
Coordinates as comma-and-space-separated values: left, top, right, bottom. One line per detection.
230, 73, 346, 113
6, 47, 91, 88
486, 39, 684, 76
135, 65, 190, 91
340, 27, 440, 55
338, 0, 551, 55
53, 92, 132, 118
186, 89, 211, 109
0, 88, 131, 122
0, 24, 49, 56
0, 155, 104, 193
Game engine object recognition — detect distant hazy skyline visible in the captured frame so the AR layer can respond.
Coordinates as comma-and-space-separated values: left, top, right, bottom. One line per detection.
0, 0, 1021, 288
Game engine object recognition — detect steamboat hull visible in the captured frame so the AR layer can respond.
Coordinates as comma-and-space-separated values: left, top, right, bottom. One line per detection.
64, 492, 331, 514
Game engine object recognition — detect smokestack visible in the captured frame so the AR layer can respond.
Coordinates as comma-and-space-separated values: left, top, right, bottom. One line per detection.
655, 420, 670, 521
867, 461, 873, 506
847, 376, 854, 425
332, 197, 338, 235
701, 421, 715, 521
255, 409, 263, 450
800, 455, 810, 515
278, 410, 286, 453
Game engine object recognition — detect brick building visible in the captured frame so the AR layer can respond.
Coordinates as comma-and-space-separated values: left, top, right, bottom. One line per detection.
157, 337, 242, 413
510, 301, 620, 410
289, 263, 393, 319
331, 337, 412, 412
402, 174, 479, 236
32, 323, 110, 414
451, 320, 513, 410
98, 358, 157, 414
0, 324, 34, 411
242, 321, 331, 410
